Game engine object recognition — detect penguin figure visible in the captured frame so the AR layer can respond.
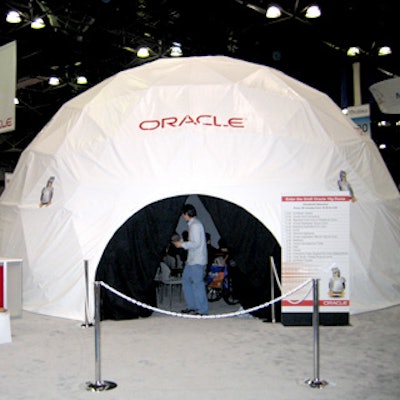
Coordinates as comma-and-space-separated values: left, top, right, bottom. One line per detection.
39, 176, 55, 207
328, 266, 346, 297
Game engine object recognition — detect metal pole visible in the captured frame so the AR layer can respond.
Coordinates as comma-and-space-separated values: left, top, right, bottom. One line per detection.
94, 282, 102, 384
305, 279, 328, 388
85, 282, 117, 392
270, 257, 276, 323
81, 260, 93, 328
312, 278, 320, 381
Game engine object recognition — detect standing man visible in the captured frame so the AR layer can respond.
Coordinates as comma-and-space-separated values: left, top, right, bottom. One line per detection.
173, 204, 208, 315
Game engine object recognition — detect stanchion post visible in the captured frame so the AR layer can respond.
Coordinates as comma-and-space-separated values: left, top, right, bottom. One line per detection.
305, 279, 328, 388
81, 260, 93, 328
270, 257, 276, 323
85, 281, 117, 392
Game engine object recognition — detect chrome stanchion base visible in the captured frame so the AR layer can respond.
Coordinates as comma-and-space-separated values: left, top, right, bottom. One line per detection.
85, 380, 117, 392
304, 378, 329, 389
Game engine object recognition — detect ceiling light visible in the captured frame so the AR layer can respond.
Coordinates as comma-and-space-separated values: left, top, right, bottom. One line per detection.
266, 5, 281, 19
305, 5, 321, 19
6, 10, 22, 23
378, 46, 392, 56
14, 97, 19, 105
379, 143, 387, 149
347, 46, 361, 57
76, 76, 88, 85
48, 76, 60, 86
170, 42, 183, 57
31, 17, 45, 29
137, 47, 150, 58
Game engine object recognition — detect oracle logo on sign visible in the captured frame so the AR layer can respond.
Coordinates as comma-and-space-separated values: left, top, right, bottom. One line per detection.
139, 114, 245, 131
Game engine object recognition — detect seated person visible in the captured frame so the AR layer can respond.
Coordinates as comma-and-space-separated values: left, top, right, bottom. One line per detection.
165, 232, 187, 276
213, 238, 230, 265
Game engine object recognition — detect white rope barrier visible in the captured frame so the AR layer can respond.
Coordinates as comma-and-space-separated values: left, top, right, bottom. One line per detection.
285, 284, 314, 305
267, 257, 314, 306
270, 256, 283, 293
99, 278, 313, 319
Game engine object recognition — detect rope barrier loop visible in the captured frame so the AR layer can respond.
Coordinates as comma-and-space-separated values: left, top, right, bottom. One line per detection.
98, 278, 313, 319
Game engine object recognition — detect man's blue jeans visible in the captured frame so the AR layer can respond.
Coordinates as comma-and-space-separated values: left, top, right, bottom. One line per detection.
182, 264, 208, 314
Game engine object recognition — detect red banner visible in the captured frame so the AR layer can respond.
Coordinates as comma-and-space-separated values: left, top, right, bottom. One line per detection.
0, 263, 4, 308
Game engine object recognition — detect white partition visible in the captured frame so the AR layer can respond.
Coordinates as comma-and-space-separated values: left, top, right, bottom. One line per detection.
0, 258, 23, 318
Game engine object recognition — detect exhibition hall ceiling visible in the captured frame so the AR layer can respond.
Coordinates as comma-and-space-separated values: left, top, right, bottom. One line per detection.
0, 0, 399, 183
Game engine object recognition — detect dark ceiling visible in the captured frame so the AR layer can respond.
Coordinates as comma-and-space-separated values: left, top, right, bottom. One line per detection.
0, 0, 399, 185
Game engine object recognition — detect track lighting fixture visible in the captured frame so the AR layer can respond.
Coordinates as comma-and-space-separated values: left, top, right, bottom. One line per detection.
305, 5, 321, 18
137, 47, 150, 58
265, 3, 321, 20
266, 5, 281, 18
6, 9, 46, 29
31, 17, 46, 29
347, 47, 361, 57
378, 46, 392, 56
6, 10, 22, 23
48, 76, 60, 86
170, 42, 183, 57
76, 76, 88, 85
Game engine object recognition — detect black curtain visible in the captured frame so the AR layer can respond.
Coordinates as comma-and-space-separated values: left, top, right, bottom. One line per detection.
96, 194, 281, 321
96, 195, 187, 320
199, 195, 281, 320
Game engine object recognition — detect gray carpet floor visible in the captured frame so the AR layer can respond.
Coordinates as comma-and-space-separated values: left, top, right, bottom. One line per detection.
1, 295, 399, 400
